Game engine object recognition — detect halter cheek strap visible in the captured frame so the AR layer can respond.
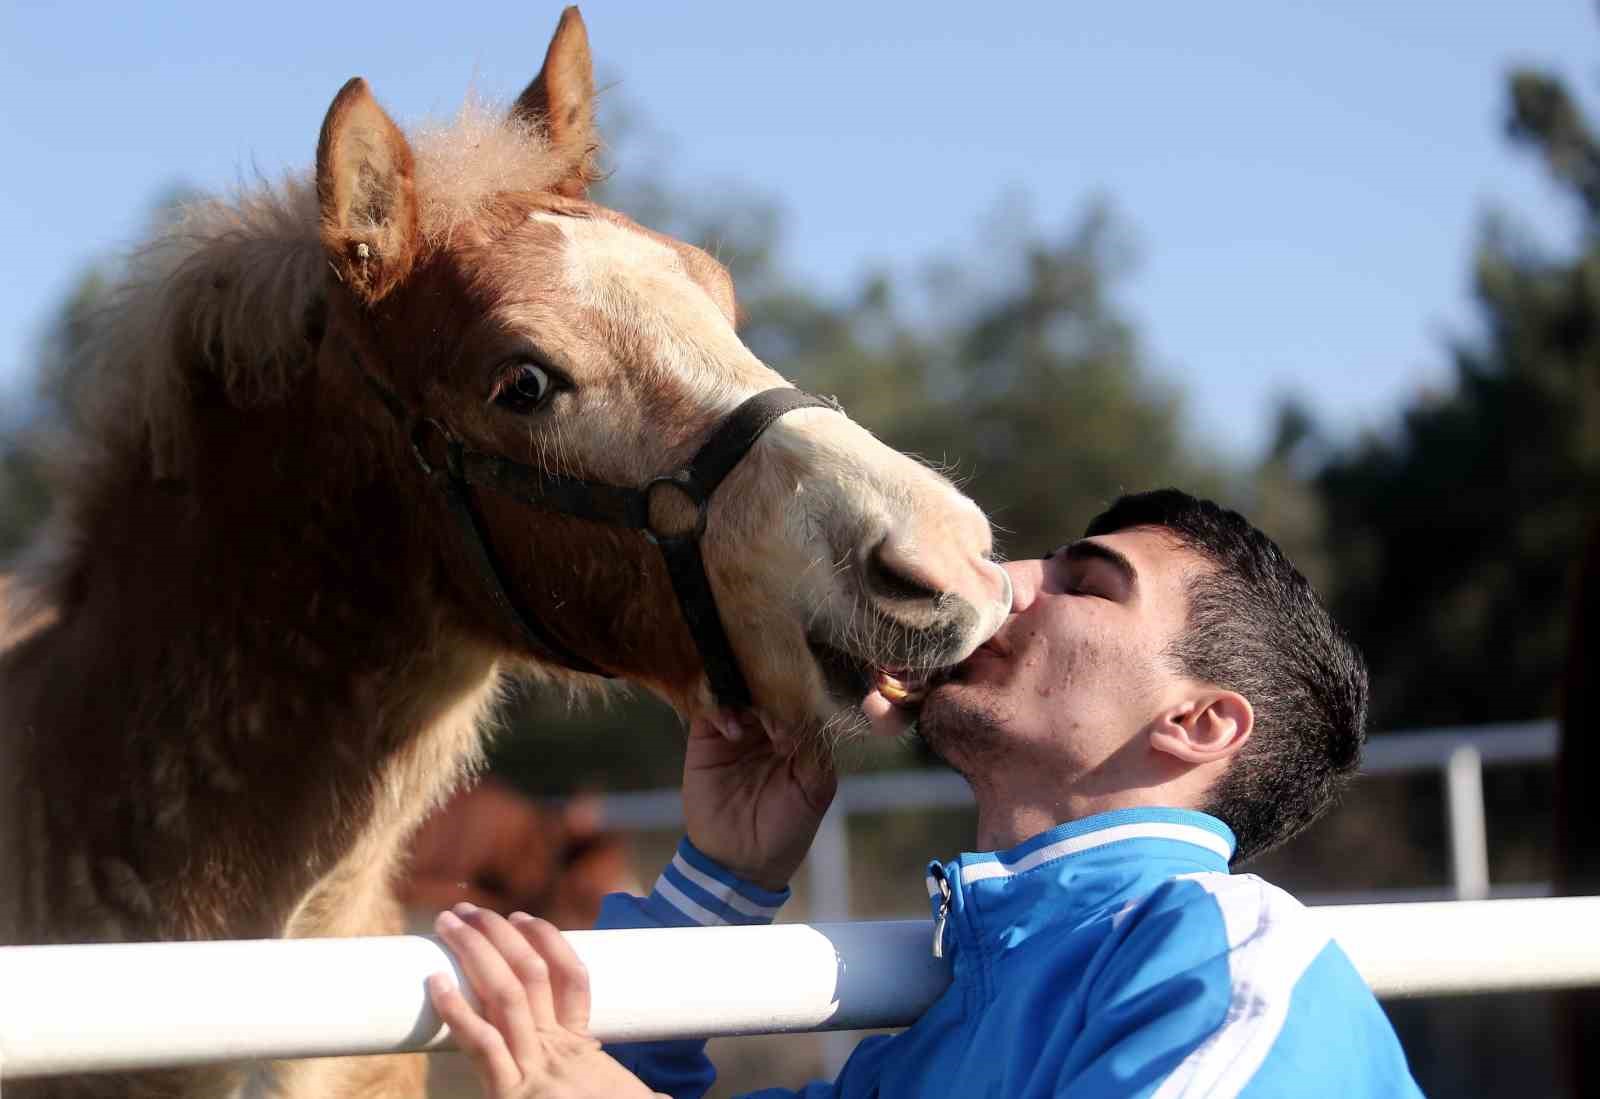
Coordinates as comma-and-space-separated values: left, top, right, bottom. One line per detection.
356, 353, 841, 708
640, 386, 838, 706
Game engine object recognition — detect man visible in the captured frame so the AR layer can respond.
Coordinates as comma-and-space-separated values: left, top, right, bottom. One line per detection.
428, 489, 1424, 1097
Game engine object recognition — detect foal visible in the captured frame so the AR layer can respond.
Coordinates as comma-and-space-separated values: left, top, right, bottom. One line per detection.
0, 9, 1010, 1097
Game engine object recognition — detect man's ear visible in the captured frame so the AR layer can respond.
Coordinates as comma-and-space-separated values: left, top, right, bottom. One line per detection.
1149, 691, 1254, 765
512, 6, 600, 198
316, 77, 419, 305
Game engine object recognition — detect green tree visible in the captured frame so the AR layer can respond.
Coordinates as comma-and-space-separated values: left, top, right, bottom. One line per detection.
1312, 69, 1600, 730
0, 445, 52, 561
0, 269, 110, 559
1, 188, 199, 560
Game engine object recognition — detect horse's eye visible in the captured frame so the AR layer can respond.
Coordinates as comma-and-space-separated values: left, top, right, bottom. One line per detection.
493, 361, 555, 415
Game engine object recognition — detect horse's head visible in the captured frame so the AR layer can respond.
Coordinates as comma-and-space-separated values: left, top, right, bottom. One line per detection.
316, 8, 1010, 738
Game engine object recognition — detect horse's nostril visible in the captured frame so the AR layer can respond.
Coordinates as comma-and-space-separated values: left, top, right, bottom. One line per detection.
866, 538, 943, 603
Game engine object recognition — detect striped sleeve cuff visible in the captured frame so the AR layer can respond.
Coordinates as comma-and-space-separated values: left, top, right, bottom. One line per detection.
642, 837, 791, 927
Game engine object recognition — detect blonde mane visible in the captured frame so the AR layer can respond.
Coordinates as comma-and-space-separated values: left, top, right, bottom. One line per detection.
79, 98, 569, 478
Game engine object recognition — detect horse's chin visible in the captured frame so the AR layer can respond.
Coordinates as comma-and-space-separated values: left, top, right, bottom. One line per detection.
706, 636, 959, 750
806, 638, 875, 708
804, 638, 954, 721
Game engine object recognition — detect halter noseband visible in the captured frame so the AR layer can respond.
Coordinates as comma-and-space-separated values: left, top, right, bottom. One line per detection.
353, 352, 841, 709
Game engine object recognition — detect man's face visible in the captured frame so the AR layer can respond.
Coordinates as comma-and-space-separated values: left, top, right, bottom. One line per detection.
918, 526, 1204, 791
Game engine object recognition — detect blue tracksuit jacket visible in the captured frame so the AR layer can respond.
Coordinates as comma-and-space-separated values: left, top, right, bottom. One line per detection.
597, 806, 1424, 1097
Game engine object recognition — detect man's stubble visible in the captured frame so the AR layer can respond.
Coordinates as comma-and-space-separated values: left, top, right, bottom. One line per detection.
913, 680, 1015, 782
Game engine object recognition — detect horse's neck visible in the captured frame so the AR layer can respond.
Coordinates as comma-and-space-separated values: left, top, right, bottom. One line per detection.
5, 392, 502, 943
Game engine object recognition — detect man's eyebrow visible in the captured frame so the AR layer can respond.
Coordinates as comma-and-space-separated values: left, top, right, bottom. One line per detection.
1060, 539, 1139, 593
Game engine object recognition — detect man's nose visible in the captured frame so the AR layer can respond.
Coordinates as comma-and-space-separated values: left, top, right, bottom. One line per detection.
1001, 559, 1043, 616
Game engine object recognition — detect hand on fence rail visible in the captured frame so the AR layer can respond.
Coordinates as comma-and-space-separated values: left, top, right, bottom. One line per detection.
429, 903, 661, 1099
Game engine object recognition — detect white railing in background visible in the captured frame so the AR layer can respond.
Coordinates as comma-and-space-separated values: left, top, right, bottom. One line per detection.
4, 897, 1600, 1079
597, 719, 1561, 919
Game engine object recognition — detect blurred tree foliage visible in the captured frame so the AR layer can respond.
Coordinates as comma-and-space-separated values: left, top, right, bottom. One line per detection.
1311, 66, 1600, 730
0, 448, 51, 562
0, 270, 106, 559
0, 188, 196, 559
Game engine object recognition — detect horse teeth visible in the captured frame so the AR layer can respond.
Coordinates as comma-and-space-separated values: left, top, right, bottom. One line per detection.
875, 670, 926, 706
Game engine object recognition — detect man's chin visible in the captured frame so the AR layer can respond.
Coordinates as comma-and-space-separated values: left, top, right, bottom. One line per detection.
900, 685, 949, 747
914, 680, 1013, 766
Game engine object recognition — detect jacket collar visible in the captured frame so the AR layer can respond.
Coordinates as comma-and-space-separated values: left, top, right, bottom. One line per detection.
926, 807, 1236, 961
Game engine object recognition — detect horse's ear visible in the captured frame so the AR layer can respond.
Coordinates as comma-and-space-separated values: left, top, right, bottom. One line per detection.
316, 77, 420, 305
512, 6, 600, 198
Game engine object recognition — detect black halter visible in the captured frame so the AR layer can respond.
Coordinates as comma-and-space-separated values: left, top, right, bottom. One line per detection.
353, 353, 841, 709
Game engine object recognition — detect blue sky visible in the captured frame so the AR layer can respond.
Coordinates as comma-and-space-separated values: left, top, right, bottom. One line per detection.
2, 2, 1596, 458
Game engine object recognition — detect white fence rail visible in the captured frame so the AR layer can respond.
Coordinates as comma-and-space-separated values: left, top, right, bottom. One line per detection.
1, 720, 1584, 1081
4, 897, 1600, 1079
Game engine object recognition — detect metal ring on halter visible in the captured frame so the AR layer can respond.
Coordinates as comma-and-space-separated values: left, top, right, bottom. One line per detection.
642, 470, 710, 545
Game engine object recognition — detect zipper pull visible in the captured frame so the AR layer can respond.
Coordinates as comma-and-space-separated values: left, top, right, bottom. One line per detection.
931, 869, 952, 959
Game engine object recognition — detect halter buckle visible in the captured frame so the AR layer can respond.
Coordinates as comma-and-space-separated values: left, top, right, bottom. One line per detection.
642, 470, 709, 544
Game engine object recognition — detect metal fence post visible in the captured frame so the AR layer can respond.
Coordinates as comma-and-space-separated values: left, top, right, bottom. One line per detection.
806, 803, 852, 923
806, 804, 856, 1077
1445, 745, 1490, 901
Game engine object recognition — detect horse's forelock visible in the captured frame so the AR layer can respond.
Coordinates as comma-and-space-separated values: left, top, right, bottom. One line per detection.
409, 96, 576, 247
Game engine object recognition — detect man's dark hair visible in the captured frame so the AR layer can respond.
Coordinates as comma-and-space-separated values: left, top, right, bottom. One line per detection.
1085, 488, 1368, 863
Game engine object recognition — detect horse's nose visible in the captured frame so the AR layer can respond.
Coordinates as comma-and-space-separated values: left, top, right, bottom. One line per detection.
862, 500, 1010, 619
864, 536, 942, 603
996, 568, 1014, 617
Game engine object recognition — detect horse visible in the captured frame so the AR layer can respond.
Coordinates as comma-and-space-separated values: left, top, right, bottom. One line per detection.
0, 9, 1012, 1097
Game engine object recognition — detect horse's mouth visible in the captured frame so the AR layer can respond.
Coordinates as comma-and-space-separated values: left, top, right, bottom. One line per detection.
702, 642, 953, 748
806, 638, 952, 713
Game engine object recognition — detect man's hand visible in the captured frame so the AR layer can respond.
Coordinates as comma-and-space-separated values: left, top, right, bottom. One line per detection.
429, 904, 663, 1099
681, 716, 837, 891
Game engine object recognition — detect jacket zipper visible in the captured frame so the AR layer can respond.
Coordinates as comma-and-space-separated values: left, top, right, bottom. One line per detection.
930, 864, 953, 959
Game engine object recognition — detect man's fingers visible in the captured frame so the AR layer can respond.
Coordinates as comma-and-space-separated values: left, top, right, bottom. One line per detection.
459, 905, 564, 1028
435, 908, 542, 1057
511, 913, 592, 1030
686, 714, 756, 763
427, 972, 522, 1095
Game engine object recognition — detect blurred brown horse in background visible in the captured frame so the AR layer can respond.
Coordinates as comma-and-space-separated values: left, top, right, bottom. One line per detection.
0, 8, 1012, 1097
397, 778, 635, 932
